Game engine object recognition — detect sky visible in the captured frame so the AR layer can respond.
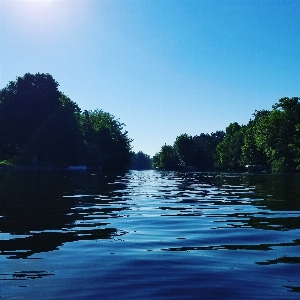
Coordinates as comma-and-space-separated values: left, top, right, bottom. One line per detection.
0, 0, 300, 157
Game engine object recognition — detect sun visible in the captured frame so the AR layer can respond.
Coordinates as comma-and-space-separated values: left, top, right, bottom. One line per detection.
4, 0, 87, 40
3, 0, 58, 38
26, 0, 54, 6
26, 0, 54, 4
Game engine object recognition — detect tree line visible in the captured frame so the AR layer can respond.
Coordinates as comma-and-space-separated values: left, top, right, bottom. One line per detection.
0, 73, 132, 171
152, 131, 225, 171
153, 97, 300, 172
130, 151, 152, 170
1, 73, 298, 173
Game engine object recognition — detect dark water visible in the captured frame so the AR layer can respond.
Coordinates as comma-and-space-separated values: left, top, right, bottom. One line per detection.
1, 170, 300, 299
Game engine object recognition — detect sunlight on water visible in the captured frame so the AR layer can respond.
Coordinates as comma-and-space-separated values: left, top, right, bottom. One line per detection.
1, 170, 300, 299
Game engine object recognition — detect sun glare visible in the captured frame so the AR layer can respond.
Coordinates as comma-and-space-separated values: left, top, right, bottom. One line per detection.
28, 0, 53, 2
4, 0, 76, 39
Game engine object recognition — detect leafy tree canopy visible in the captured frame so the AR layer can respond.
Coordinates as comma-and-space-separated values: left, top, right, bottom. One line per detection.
154, 97, 300, 173
130, 151, 152, 170
152, 144, 179, 170
0, 73, 132, 171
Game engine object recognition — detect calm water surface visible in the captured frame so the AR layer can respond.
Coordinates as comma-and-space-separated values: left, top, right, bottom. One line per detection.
1, 170, 300, 299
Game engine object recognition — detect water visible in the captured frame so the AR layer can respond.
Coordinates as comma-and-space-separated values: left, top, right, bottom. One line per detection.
1, 170, 300, 299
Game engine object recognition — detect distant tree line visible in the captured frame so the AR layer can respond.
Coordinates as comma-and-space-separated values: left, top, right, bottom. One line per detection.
3, 75, 298, 173
130, 151, 152, 170
152, 131, 225, 171
0, 73, 132, 171
153, 97, 300, 173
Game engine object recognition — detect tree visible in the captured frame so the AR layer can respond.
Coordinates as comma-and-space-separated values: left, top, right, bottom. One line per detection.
0, 73, 133, 171
253, 98, 300, 171
193, 131, 225, 170
80, 110, 132, 171
174, 134, 197, 167
241, 111, 269, 166
215, 122, 245, 170
0, 73, 61, 160
20, 104, 84, 167
130, 151, 152, 170
152, 144, 179, 170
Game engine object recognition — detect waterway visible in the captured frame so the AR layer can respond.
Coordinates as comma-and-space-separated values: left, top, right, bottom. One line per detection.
1, 170, 300, 299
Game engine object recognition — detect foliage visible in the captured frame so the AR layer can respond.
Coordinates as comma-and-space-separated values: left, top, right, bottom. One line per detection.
80, 110, 132, 171
152, 144, 180, 170
215, 97, 300, 172
174, 134, 197, 167
0, 73, 61, 160
3, 73, 299, 174
241, 111, 269, 166
154, 131, 225, 171
153, 97, 300, 173
0, 73, 132, 171
17, 105, 83, 167
130, 151, 152, 170
193, 131, 225, 170
215, 123, 245, 170
253, 98, 300, 172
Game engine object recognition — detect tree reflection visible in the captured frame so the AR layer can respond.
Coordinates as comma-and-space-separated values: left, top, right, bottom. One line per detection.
0, 171, 127, 259
167, 172, 300, 232
243, 173, 300, 211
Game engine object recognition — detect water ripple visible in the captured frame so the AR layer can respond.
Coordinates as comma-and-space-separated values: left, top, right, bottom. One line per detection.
1, 170, 300, 299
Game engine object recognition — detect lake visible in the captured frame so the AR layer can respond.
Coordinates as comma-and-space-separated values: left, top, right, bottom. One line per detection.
1, 170, 300, 299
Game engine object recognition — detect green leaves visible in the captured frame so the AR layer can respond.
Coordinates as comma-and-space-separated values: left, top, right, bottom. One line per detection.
219, 97, 300, 172
154, 131, 225, 171
174, 134, 196, 167
0, 73, 61, 160
252, 98, 300, 171
79, 110, 132, 171
216, 123, 245, 171
152, 145, 179, 170
0, 73, 132, 171
130, 151, 152, 170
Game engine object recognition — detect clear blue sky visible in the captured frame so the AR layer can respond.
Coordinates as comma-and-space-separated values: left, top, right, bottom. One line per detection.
1, 0, 300, 157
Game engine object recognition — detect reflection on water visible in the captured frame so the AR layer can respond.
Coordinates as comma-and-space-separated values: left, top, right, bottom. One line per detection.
0, 172, 126, 259
1, 170, 300, 299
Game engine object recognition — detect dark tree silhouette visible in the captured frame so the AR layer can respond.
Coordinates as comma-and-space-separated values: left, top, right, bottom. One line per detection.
130, 151, 152, 170
0, 73, 132, 171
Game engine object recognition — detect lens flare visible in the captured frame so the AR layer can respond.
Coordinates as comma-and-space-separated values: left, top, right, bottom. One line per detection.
2, 0, 84, 40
